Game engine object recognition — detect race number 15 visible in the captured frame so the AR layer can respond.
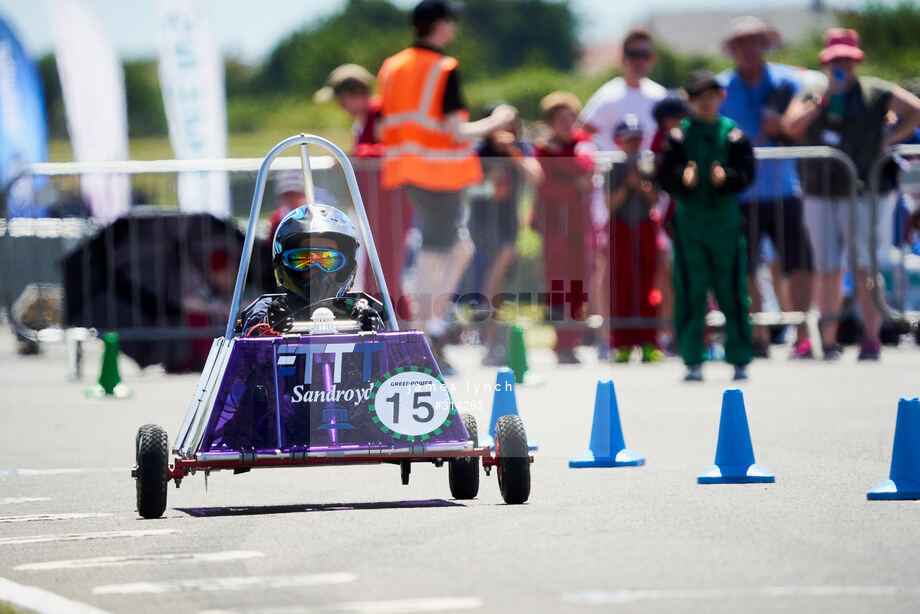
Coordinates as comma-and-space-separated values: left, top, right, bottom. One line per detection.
374, 372, 452, 436
387, 391, 435, 424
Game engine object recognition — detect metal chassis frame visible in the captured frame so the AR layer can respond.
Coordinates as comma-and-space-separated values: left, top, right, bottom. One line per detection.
166, 448, 502, 482
224, 134, 399, 335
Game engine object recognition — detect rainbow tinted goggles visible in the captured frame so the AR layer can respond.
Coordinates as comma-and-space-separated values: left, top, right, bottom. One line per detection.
282, 248, 347, 273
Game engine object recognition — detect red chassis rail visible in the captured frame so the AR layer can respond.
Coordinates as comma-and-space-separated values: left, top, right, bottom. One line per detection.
166, 447, 515, 481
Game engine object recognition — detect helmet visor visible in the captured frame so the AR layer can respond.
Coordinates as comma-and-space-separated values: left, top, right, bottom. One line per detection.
282, 248, 347, 273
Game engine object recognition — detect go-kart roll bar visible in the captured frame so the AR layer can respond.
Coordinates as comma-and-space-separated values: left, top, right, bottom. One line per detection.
225, 134, 399, 338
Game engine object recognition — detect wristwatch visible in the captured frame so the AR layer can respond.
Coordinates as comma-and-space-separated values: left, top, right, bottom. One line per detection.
808, 94, 827, 109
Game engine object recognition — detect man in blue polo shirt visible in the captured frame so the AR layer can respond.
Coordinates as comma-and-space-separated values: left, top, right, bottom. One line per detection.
719, 16, 815, 359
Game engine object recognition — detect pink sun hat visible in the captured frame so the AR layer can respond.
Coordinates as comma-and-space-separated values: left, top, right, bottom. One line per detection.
819, 28, 866, 64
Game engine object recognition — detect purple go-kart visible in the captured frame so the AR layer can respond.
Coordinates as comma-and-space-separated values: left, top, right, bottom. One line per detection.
132, 134, 533, 518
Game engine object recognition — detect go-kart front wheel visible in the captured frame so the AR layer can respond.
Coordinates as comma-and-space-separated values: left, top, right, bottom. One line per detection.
495, 415, 531, 504
135, 423, 158, 456
448, 413, 480, 499
135, 424, 169, 519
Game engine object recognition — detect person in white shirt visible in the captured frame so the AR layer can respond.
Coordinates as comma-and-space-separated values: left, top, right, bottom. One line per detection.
581, 27, 667, 152
581, 27, 667, 358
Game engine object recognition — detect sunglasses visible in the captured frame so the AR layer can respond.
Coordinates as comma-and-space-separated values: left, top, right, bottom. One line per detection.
624, 48, 653, 60
282, 248, 347, 273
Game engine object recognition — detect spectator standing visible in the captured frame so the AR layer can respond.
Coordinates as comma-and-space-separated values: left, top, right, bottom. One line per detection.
893, 127, 920, 255
377, 0, 516, 373
719, 17, 816, 359
650, 95, 691, 354
657, 70, 756, 382
267, 172, 337, 247
650, 97, 690, 154
315, 64, 414, 322
468, 109, 543, 365
533, 92, 595, 364
581, 27, 666, 355
783, 28, 920, 360
608, 114, 661, 363
582, 27, 667, 151
177, 249, 235, 372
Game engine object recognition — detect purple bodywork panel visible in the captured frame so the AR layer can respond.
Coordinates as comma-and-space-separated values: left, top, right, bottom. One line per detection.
198, 331, 468, 454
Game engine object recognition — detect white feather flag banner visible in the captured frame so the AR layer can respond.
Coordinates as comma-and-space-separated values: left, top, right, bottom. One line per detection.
156, 0, 230, 218
49, 0, 131, 225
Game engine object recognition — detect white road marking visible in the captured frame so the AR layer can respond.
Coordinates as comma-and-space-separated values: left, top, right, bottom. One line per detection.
0, 576, 114, 614
16, 550, 265, 571
0, 497, 52, 505
0, 529, 179, 546
0, 467, 125, 477
197, 597, 483, 614
563, 585, 920, 605
93, 572, 356, 595
0, 513, 112, 523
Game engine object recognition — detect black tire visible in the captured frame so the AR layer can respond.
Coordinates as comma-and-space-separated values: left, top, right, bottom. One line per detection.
494, 415, 530, 504
136, 424, 169, 519
448, 413, 480, 500
135, 423, 159, 459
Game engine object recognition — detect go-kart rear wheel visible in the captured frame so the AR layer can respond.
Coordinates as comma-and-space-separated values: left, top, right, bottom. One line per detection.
448, 413, 480, 499
135, 424, 169, 519
494, 415, 530, 504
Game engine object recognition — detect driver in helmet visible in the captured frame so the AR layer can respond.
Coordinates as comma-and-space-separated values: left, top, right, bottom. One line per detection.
237, 204, 385, 334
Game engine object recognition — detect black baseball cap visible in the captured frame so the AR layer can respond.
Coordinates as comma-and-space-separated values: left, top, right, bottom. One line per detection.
614, 114, 644, 138
652, 95, 690, 124
412, 0, 460, 28
685, 69, 722, 98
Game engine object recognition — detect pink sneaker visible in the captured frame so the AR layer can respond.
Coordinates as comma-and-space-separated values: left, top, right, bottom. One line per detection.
857, 337, 881, 361
791, 338, 814, 359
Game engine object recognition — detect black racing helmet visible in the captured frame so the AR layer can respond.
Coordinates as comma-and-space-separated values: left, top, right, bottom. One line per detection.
272, 204, 360, 304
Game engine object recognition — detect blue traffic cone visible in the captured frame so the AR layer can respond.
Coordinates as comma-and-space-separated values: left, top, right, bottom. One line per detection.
479, 367, 538, 450
697, 389, 774, 484
867, 397, 920, 500
569, 380, 644, 468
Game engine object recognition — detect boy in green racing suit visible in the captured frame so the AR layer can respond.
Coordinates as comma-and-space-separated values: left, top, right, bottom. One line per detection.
656, 70, 756, 382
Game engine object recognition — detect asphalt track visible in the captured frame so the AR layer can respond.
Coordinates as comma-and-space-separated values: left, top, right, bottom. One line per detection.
1, 328, 919, 614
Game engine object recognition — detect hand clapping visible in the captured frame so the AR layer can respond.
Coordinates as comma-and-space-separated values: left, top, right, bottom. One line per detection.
710, 161, 726, 187
682, 161, 698, 188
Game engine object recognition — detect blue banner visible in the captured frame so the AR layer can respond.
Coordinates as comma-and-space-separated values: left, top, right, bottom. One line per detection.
0, 16, 48, 217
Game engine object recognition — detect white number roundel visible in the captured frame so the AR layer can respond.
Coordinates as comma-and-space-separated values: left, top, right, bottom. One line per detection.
370, 369, 453, 438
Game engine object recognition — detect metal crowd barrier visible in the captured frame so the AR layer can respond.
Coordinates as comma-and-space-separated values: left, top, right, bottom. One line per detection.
0, 155, 340, 372
868, 144, 920, 328
459, 147, 860, 346
6, 144, 915, 373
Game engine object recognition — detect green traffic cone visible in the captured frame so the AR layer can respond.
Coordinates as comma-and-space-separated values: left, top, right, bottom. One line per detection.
507, 324, 529, 384
86, 332, 131, 398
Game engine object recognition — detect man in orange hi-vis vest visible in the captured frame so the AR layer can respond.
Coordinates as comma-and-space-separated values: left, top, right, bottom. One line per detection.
377, 0, 516, 374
